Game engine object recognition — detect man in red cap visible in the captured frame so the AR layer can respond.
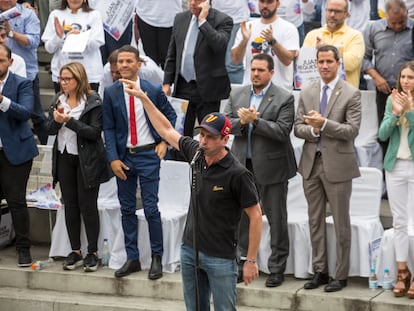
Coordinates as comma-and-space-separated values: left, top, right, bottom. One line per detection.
120, 77, 262, 311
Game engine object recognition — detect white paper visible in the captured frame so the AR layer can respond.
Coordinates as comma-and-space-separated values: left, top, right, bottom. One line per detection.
62, 30, 91, 53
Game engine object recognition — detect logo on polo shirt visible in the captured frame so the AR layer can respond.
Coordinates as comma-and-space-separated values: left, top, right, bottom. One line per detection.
212, 185, 224, 191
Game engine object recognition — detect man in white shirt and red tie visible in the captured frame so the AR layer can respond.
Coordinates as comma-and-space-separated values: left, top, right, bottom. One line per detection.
102, 45, 177, 279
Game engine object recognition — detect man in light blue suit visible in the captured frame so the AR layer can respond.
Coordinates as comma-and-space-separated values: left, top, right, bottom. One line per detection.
103, 45, 176, 280
0, 44, 38, 267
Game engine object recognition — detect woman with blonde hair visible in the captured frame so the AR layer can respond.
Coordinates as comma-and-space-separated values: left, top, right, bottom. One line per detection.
45, 62, 111, 272
379, 60, 414, 298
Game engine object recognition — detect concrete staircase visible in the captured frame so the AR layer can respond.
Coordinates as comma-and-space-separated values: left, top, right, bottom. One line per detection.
1, 244, 414, 311
38, 45, 55, 112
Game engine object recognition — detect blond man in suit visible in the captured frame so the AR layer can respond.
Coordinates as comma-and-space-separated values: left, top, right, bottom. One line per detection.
294, 45, 361, 292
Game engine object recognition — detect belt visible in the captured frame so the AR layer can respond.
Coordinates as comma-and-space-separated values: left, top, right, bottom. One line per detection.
126, 143, 157, 154
315, 151, 322, 157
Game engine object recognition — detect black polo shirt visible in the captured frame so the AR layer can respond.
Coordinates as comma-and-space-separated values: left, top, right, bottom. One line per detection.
179, 136, 259, 259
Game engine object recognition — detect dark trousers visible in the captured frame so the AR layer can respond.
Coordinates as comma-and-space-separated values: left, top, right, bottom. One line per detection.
32, 75, 48, 145
376, 89, 390, 157
175, 75, 221, 137
100, 20, 133, 65
137, 16, 172, 68
117, 149, 163, 260
0, 150, 32, 250
57, 151, 100, 254
239, 159, 289, 274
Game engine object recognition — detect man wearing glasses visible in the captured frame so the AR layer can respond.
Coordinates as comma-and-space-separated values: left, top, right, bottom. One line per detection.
302, 0, 365, 88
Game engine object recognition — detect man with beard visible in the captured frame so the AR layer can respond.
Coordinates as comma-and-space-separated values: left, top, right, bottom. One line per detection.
231, 0, 299, 90
224, 53, 297, 288
163, 0, 232, 137
302, 0, 365, 88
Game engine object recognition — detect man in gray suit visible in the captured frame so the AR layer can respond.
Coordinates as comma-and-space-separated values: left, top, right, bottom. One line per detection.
294, 45, 361, 292
224, 53, 297, 287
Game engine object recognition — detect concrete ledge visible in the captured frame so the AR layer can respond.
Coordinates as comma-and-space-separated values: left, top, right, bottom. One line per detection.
1, 245, 414, 310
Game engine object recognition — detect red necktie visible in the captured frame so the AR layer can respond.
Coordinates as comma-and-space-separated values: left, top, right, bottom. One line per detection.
129, 96, 138, 146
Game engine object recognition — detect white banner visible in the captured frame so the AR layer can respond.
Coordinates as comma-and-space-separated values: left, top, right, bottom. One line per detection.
95, 0, 135, 41
294, 46, 346, 90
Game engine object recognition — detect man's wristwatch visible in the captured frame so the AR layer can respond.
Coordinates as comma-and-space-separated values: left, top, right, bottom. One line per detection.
268, 38, 277, 46
8, 30, 14, 38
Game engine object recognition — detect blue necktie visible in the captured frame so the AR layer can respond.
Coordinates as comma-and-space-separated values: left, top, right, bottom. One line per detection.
320, 85, 329, 115
182, 19, 199, 82
318, 85, 329, 150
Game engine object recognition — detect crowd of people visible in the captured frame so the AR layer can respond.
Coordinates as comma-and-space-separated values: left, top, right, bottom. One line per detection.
0, 0, 414, 310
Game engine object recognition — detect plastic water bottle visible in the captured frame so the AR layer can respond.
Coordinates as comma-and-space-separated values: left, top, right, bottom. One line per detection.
31, 258, 53, 270
369, 267, 378, 289
101, 238, 110, 267
382, 268, 393, 290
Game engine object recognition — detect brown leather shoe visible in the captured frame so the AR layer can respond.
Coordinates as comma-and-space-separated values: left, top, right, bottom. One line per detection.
393, 269, 411, 297
407, 280, 414, 299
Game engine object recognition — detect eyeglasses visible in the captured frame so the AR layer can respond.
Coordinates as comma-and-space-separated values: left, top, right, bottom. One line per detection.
58, 77, 74, 83
326, 8, 347, 14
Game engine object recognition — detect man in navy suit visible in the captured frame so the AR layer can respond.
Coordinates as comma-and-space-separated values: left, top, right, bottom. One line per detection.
163, 0, 232, 137
103, 45, 176, 279
0, 44, 38, 267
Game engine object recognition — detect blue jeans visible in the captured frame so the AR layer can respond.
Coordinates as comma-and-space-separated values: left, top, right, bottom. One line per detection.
117, 149, 163, 260
180, 244, 237, 311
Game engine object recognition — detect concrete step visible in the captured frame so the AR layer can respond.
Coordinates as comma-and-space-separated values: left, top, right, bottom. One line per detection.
0, 287, 186, 311
39, 66, 54, 89
40, 87, 55, 111
0, 287, 271, 311
38, 45, 52, 64
1, 245, 414, 311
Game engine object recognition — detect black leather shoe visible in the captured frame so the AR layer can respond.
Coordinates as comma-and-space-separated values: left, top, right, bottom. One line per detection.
148, 254, 163, 280
265, 273, 284, 287
324, 279, 347, 292
114, 259, 141, 278
304, 272, 329, 289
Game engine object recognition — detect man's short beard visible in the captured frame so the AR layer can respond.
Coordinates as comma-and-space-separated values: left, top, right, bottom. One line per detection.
261, 8, 277, 19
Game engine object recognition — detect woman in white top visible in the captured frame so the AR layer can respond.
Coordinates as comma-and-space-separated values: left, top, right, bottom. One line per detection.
379, 61, 414, 298
41, 0, 104, 93
45, 62, 111, 272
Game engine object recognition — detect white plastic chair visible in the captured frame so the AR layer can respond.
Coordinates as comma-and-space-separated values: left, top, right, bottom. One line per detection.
136, 160, 191, 272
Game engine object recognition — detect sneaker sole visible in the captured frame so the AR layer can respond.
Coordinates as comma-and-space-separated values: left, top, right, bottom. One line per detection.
17, 262, 32, 268
84, 264, 98, 272
63, 260, 83, 271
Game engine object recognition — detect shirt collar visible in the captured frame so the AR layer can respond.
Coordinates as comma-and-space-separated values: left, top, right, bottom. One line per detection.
0, 69, 10, 86
322, 23, 348, 35
250, 81, 272, 97
320, 75, 339, 92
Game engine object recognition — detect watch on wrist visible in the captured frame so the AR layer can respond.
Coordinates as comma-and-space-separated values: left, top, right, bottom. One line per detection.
8, 30, 14, 38
268, 38, 277, 46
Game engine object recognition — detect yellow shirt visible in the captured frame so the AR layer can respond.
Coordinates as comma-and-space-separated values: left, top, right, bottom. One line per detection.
303, 24, 365, 88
